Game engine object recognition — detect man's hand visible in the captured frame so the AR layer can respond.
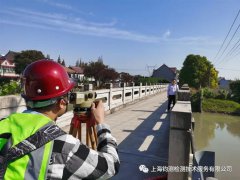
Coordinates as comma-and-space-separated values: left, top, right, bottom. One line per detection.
91, 100, 105, 124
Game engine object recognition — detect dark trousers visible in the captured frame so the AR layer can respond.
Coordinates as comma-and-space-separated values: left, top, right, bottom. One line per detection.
168, 95, 176, 110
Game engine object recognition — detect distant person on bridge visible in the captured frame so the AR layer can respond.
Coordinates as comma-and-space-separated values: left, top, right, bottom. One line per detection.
0, 60, 120, 179
167, 79, 179, 111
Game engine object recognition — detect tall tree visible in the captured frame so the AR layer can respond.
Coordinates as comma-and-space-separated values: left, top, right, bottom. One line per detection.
61, 59, 66, 66
101, 68, 119, 83
84, 60, 119, 86
179, 54, 218, 89
84, 60, 108, 82
120, 72, 134, 83
14, 50, 45, 74
75, 59, 80, 67
57, 55, 61, 64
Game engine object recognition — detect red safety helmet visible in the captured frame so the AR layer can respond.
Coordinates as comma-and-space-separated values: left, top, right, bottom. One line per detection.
22, 59, 75, 101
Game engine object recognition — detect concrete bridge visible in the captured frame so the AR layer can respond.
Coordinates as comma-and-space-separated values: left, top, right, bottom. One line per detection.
0, 83, 198, 180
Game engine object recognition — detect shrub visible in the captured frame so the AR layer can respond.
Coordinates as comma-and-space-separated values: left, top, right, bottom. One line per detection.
190, 90, 201, 112
202, 98, 240, 115
202, 88, 215, 99
215, 89, 229, 100
0, 80, 22, 96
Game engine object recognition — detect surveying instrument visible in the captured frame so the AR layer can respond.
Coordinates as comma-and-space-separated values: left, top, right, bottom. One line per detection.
69, 91, 98, 150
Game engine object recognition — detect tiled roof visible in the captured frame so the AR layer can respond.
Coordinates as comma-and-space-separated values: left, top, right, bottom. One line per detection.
69, 66, 84, 74
0, 59, 15, 66
170, 67, 177, 73
63, 66, 75, 74
5, 51, 19, 61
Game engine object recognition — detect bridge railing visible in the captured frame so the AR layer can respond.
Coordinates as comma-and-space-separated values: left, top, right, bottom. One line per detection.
0, 83, 168, 120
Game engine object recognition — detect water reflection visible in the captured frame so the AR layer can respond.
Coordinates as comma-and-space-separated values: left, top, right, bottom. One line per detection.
193, 113, 240, 150
193, 113, 240, 179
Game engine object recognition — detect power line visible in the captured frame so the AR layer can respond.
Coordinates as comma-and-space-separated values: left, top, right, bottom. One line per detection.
219, 36, 240, 64
214, 9, 240, 64
216, 23, 240, 65
224, 37, 240, 57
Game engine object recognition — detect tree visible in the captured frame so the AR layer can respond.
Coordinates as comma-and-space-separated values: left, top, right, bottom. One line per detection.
14, 50, 45, 74
134, 76, 167, 84
101, 68, 119, 83
84, 60, 107, 82
179, 54, 218, 89
120, 72, 134, 83
57, 55, 61, 64
84, 60, 119, 86
61, 60, 66, 66
75, 59, 80, 67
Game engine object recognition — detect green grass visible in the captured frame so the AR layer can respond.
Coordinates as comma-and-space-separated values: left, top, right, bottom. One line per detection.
202, 98, 240, 115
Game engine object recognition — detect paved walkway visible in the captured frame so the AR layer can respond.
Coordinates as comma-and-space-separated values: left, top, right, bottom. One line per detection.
63, 92, 170, 180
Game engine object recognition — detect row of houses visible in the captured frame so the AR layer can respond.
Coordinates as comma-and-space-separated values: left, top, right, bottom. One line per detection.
0, 50, 178, 82
0, 51, 85, 82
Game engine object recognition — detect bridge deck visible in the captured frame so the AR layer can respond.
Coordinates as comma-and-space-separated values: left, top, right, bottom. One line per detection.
63, 92, 170, 180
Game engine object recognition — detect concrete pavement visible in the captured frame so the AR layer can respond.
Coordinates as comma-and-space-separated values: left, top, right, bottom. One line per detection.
62, 91, 170, 179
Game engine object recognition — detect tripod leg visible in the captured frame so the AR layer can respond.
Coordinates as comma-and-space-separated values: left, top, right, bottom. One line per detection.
86, 125, 90, 147
89, 126, 97, 150
93, 126, 98, 145
77, 122, 82, 141
72, 127, 78, 138
69, 124, 73, 134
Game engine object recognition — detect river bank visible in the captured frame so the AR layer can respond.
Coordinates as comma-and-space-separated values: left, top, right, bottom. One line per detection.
202, 98, 240, 116
190, 90, 240, 116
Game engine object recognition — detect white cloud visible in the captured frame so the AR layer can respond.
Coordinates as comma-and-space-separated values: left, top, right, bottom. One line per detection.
36, 0, 73, 10
163, 30, 171, 39
0, 8, 214, 45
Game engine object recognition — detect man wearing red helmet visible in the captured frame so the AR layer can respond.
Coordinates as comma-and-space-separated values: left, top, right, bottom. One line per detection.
0, 60, 120, 179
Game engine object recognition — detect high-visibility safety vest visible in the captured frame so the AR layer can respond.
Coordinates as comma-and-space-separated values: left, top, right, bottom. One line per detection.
0, 113, 54, 180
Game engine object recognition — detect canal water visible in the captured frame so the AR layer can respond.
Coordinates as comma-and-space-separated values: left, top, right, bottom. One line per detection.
193, 112, 240, 180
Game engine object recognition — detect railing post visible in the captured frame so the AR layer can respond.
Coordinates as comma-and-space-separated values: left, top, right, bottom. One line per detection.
168, 89, 192, 180
130, 82, 135, 101
106, 83, 113, 110
145, 83, 147, 96
139, 82, 142, 98
121, 83, 126, 104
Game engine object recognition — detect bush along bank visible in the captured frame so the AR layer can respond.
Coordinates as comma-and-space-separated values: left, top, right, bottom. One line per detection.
202, 98, 240, 115
190, 88, 240, 115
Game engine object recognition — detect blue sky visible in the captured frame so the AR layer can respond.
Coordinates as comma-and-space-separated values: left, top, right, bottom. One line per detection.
0, 0, 240, 80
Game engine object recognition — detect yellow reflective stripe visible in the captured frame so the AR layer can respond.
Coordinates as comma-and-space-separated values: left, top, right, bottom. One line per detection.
4, 155, 30, 180
38, 141, 53, 180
